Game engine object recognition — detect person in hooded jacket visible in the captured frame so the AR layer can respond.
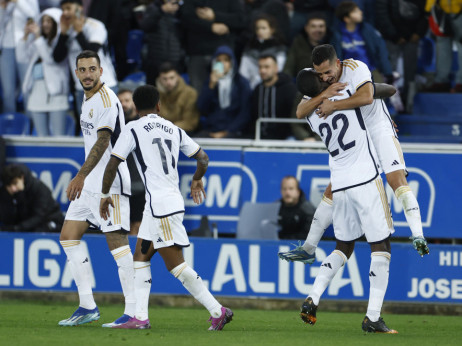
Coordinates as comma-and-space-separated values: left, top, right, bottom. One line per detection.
0, 164, 64, 232
250, 54, 296, 139
278, 175, 315, 240
196, 45, 252, 139
18, 7, 70, 136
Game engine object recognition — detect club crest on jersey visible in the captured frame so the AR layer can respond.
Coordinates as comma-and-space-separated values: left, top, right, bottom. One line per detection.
89, 109, 93, 118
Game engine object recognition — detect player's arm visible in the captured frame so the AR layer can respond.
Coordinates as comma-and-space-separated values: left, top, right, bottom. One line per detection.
374, 83, 396, 99
190, 148, 209, 204
66, 130, 111, 201
296, 82, 346, 119
99, 156, 121, 220
316, 82, 374, 118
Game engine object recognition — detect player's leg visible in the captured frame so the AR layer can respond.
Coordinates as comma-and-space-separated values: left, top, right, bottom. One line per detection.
278, 183, 333, 263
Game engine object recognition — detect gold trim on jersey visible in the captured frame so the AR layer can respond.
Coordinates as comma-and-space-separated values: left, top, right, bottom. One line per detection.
160, 218, 173, 241
375, 179, 393, 229
187, 146, 200, 158
112, 153, 126, 161
98, 86, 112, 108
111, 194, 121, 225
97, 125, 114, 132
343, 59, 359, 68
322, 194, 333, 205
355, 79, 372, 90
392, 136, 405, 165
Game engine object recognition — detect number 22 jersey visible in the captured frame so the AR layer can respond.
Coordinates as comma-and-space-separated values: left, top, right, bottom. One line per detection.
111, 114, 200, 218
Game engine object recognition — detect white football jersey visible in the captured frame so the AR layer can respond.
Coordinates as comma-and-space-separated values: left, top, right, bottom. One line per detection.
306, 92, 381, 192
111, 114, 201, 218
80, 84, 131, 195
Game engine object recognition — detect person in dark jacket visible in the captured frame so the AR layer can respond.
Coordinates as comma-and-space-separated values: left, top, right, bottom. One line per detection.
196, 45, 252, 138
180, 0, 246, 92
251, 54, 297, 139
375, 0, 428, 112
0, 164, 64, 232
278, 176, 315, 240
331, 1, 393, 83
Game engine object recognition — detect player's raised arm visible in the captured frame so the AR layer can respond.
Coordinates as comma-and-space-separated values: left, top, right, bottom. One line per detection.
190, 148, 209, 204
374, 83, 396, 99
66, 130, 111, 201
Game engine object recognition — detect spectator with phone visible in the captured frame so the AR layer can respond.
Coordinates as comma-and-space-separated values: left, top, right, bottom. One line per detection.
17, 7, 70, 136
196, 45, 251, 138
0, 0, 40, 113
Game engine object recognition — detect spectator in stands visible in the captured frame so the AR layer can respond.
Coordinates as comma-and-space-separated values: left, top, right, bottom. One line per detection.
156, 62, 200, 133
278, 175, 315, 240
375, 0, 427, 112
116, 88, 144, 234
196, 45, 252, 138
39, 0, 60, 11
181, 0, 246, 92
288, 0, 331, 40
250, 55, 296, 139
0, 0, 40, 113
0, 136, 5, 186
283, 12, 328, 78
425, 0, 462, 93
0, 164, 64, 232
328, 0, 376, 24
18, 8, 70, 136
239, 14, 287, 89
331, 1, 393, 84
135, 0, 184, 85
52, 0, 118, 117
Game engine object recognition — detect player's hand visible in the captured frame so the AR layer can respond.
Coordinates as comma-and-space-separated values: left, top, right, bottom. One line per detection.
321, 82, 347, 99
316, 99, 336, 119
190, 179, 206, 204
392, 120, 399, 132
66, 174, 85, 201
100, 196, 114, 220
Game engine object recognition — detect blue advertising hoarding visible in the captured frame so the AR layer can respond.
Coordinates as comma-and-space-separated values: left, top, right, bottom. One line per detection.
1, 233, 461, 303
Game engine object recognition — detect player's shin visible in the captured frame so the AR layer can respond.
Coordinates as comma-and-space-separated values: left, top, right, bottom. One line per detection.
394, 186, 423, 238
112, 245, 136, 317
303, 196, 333, 255
134, 261, 151, 321
171, 262, 222, 318
309, 250, 346, 305
366, 252, 391, 322
60, 240, 96, 309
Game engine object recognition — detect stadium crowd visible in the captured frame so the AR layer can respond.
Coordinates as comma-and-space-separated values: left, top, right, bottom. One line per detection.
1, 0, 461, 140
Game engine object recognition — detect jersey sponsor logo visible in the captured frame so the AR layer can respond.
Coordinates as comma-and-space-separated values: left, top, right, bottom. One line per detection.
156, 237, 163, 243
391, 160, 399, 166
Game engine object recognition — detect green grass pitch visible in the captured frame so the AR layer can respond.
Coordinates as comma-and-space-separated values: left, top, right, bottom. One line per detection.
0, 299, 460, 346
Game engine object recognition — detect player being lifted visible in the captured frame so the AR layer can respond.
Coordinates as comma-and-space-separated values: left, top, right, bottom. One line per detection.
295, 68, 398, 333
279, 45, 429, 265
100, 85, 233, 330
59, 50, 135, 327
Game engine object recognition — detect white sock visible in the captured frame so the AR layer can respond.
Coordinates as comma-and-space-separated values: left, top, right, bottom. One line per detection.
111, 245, 136, 317
395, 186, 423, 238
134, 261, 151, 321
60, 240, 96, 309
309, 250, 347, 305
303, 196, 333, 255
366, 252, 391, 322
171, 262, 222, 318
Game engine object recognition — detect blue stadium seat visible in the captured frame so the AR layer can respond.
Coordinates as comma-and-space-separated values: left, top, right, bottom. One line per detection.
413, 93, 462, 117
0, 112, 30, 135
64, 114, 75, 136
397, 114, 462, 141
123, 71, 146, 84
126, 30, 144, 69
236, 202, 281, 240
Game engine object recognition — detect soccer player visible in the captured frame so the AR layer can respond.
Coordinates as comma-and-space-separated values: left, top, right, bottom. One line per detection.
279, 44, 429, 265
99, 85, 233, 330
58, 50, 135, 327
295, 68, 397, 333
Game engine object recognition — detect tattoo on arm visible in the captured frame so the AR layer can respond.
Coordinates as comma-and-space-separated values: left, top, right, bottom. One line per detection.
192, 149, 209, 180
102, 156, 121, 193
79, 130, 111, 178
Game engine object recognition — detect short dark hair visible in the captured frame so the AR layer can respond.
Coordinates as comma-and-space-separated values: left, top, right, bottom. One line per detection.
117, 88, 133, 96
159, 62, 178, 75
132, 85, 160, 111
60, 0, 83, 6
258, 54, 277, 63
312, 44, 337, 66
75, 50, 100, 68
305, 12, 327, 25
1, 164, 26, 186
296, 69, 322, 98
335, 1, 358, 21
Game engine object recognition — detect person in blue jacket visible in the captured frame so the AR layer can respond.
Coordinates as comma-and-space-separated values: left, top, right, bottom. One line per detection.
196, 45, 252, 139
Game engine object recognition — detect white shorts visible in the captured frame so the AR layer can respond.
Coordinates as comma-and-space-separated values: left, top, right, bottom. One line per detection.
138, 212, 190, 249
65, 190, 130, 233
372, 134, 406, 174
332, 178, 394, 243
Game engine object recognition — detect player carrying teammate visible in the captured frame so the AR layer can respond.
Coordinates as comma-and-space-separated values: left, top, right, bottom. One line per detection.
100, 85, 233, 330
58, 50, 135, 327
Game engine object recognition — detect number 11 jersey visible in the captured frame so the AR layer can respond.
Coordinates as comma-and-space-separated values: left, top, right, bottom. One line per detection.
111, 114, 200, 218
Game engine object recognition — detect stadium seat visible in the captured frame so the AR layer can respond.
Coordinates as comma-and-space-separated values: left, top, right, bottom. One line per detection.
123, 71, 146, 84
64, 114, 76, 136
0, 112, 30, 135
236, 202, 281, 240
126, 30, 144, 69
413, 93, 462, 117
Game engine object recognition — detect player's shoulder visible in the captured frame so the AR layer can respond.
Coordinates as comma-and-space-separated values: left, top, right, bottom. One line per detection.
96, 85, 117, 109
342, 59, 370, 73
